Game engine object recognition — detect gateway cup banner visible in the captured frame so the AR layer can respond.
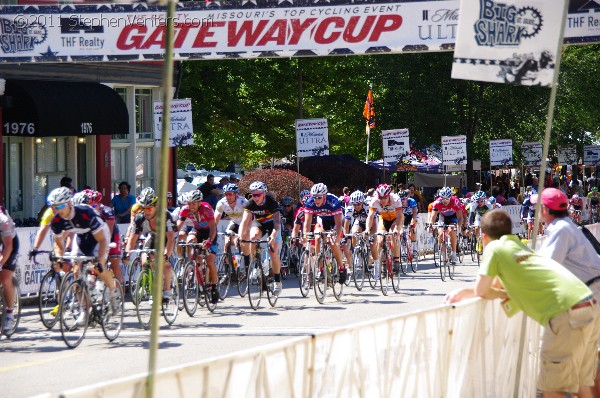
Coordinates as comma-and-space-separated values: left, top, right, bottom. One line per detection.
451, 0, 567, 86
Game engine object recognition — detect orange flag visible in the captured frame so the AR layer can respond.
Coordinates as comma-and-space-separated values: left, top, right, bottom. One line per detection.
363, 89, 375, 131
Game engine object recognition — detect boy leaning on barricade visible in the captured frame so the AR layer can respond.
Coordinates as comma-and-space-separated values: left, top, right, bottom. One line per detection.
445, 209, 600, 397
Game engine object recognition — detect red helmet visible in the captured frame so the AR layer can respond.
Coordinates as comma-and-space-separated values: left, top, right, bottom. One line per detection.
375, 184, 392, 198
83, 189, 103, 206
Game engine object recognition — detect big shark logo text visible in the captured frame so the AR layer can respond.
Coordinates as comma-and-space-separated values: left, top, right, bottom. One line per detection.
474, 0, 542, 46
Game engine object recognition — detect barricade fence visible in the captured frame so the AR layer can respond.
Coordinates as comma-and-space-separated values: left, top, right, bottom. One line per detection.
58, 299, 542, 398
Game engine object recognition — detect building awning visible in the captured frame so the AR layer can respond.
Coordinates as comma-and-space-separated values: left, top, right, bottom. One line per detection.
3, 80, 128, 137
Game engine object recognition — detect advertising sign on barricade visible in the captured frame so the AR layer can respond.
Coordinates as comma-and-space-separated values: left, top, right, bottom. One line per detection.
490, 139, 513, 167
503, 205, 526, 236
382, 129, 410, 163
522, 142, 542, 167
452, 0, 567, 87
557, 145, 577, 166
296, 118, 329, 157
153, 99, 194, 147
584, 145, 600, 165
441, 135, 467, 166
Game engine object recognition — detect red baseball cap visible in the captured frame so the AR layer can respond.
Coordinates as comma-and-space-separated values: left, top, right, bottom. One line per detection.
530, 188, 568, 211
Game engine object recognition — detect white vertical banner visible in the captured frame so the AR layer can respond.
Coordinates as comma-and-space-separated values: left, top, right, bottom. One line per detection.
296, 118, 329, 157
490, 139, 513, 167
153, 99, 194, 147
451, 0, 567, 87
584, 145, 600, 165
442, 135, 467, 166
382, 129, 410, 163
521, 141, 542, 167
557, 145, 577, 166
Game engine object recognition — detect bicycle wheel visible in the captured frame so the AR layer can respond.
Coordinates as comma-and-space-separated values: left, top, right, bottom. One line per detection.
368, 257, 378, 290
182, 262, 199, 317
163, 269, 179, 325
216, 254, 231, 300
476, 236, 483, 266
134, 269, 153, 330
298, 249, 311, 298
60, 280, 88, 349
290, 245, 300, 276
409, 240, 419, 273
457, 235, 465, 263
433, 241, 440, 268
101, 279, 124, 342
439, 243, 447, 282
173, 258, 186, 311
470, 235, 477, 262
352, 249, 365, 291
330, 258, 343, 301
247, 260, 263, 310
379, 248, 390, 296
39, 270, 61, 329
266, 275, 279, 307
128, 257, 142, 303
447, 247, 455, 280
237, 262, 248, 297
399, 238, 408, 274
392, 258, 401, 294
313, 254, 327, 304
280, 243, 290, 280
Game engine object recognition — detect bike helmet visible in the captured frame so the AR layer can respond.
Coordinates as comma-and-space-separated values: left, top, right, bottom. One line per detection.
72, 192, 90, 206
310, 183, 328, 196
488, 196, 497, 205
167, 192, 173, 199
85, 189, 103, 206
187, 190, 203, 202
138, 187, 158, 207
439, 187, 452, 199
375, 184, 392, 198
349, 190, 365, 205
222, 183, 239, 193
299, 189, 311, 202
249, 181, 267, 193
474, 190, 487, 201
593, 187, 598, 192
572, 194, 580, 200
281, 196, 294, 206
47, 187, 73, 206
177, 194, 188, 206
398, 189, 409, 198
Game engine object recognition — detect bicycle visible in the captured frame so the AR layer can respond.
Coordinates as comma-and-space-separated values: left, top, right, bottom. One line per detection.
469, 226, 483, 267
126, 236, 147, 303
399, 225, 418, 273
279, 227, 293, 280
345, 232, 370, 291
180, 242, 218, 316
55, 254, 124, 349
591, 203, 599, 223
33, 250, 74, 329
242, 239, 280, 309
0, 274, 21, 338
374, 231, 400, 295
306, 231, 344, 304
297, 236, 314, 298
216, 231, 244, 299
433, 223, 456, 281
129, 248, 179, 330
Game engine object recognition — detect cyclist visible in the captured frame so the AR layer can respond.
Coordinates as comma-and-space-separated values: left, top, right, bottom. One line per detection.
279, 196, 295, 232
302, 183, 347, 284
0, 205, 19, 333
125, 187, 177, 301
467, 190, 493, 236
239, 181, 284, 296
488, 196, 501, 209
343, 190, 376, 260
365, 184, 403, 273
569, 193, 583, 224
290, 190, 312, 249
214, 183, 248, 273
520, 189, 540, 239
83, 189, 124, 288
587, 187, 599, 221
177, 190, 219, 304
47, 187, 119, 319
428, 187, 463, 264
398, 189, 418, 243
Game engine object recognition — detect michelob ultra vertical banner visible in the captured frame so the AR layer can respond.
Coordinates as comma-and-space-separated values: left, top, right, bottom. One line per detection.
490, 139, 513, 166
441, 135, 467, 166
296, 118, 329, 157
521, 141, 542, 166
451, 0, 567, 86
557, 145, 577, 166
382, 129, 409, 163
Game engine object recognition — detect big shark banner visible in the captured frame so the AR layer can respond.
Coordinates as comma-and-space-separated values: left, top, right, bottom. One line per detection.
451, 0, 567, 87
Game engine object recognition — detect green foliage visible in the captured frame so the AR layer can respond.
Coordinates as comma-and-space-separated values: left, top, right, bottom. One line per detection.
238, 169, 313, 201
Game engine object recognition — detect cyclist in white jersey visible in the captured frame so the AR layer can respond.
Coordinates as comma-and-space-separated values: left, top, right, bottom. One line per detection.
215, 183, 248, 253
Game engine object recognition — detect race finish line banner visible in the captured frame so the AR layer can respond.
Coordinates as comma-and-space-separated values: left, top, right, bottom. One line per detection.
296, 118, 329, 157
1, 0, 600, 63
451, 0, 567, 86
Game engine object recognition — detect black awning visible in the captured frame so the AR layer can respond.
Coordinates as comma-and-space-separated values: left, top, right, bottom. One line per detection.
3, 80, 128, 137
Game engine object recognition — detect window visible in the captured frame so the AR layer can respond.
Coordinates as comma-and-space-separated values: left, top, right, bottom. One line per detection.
111, 148, 128, 197
112, 87, 129, 140
135, 146, 154, 194
135, 88, 153, 140
33, 137, 69, 215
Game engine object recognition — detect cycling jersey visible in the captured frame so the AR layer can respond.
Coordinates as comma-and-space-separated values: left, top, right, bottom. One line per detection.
51, 205, 105, 237
294, 207, 317, 229
215, 196, 247, 225
431, 196, 462, 217
587, 192, 599, 204
369, 193, 402, 222
344, 205, 368, 224
243, 195, 280, 224
468, 201, 493, 224
178, 202, 215, 230
132, 210, 177, 236
40, 207, 54, 226
401, 198, 418, 215
304, 193, 343, 221
570, 197, 583, 207
521, 198, 535, 220
0, 207, 19, 271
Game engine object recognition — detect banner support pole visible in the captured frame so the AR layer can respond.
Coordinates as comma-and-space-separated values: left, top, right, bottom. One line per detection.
366, 123, 370, 163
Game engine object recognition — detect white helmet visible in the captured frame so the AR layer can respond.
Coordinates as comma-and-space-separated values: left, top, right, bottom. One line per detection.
310, 183, 328, 195
439, 187, 452, 199
72, 192, 90, 206
249, 181, 267, 192
47, 187, 73, 206
349, 190, 365, 205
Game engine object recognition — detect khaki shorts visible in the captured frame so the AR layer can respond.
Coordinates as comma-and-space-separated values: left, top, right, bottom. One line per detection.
538, 301, 600, 392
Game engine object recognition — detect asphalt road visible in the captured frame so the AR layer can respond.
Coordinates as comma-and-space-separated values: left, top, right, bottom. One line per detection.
1, 255, 481, 398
